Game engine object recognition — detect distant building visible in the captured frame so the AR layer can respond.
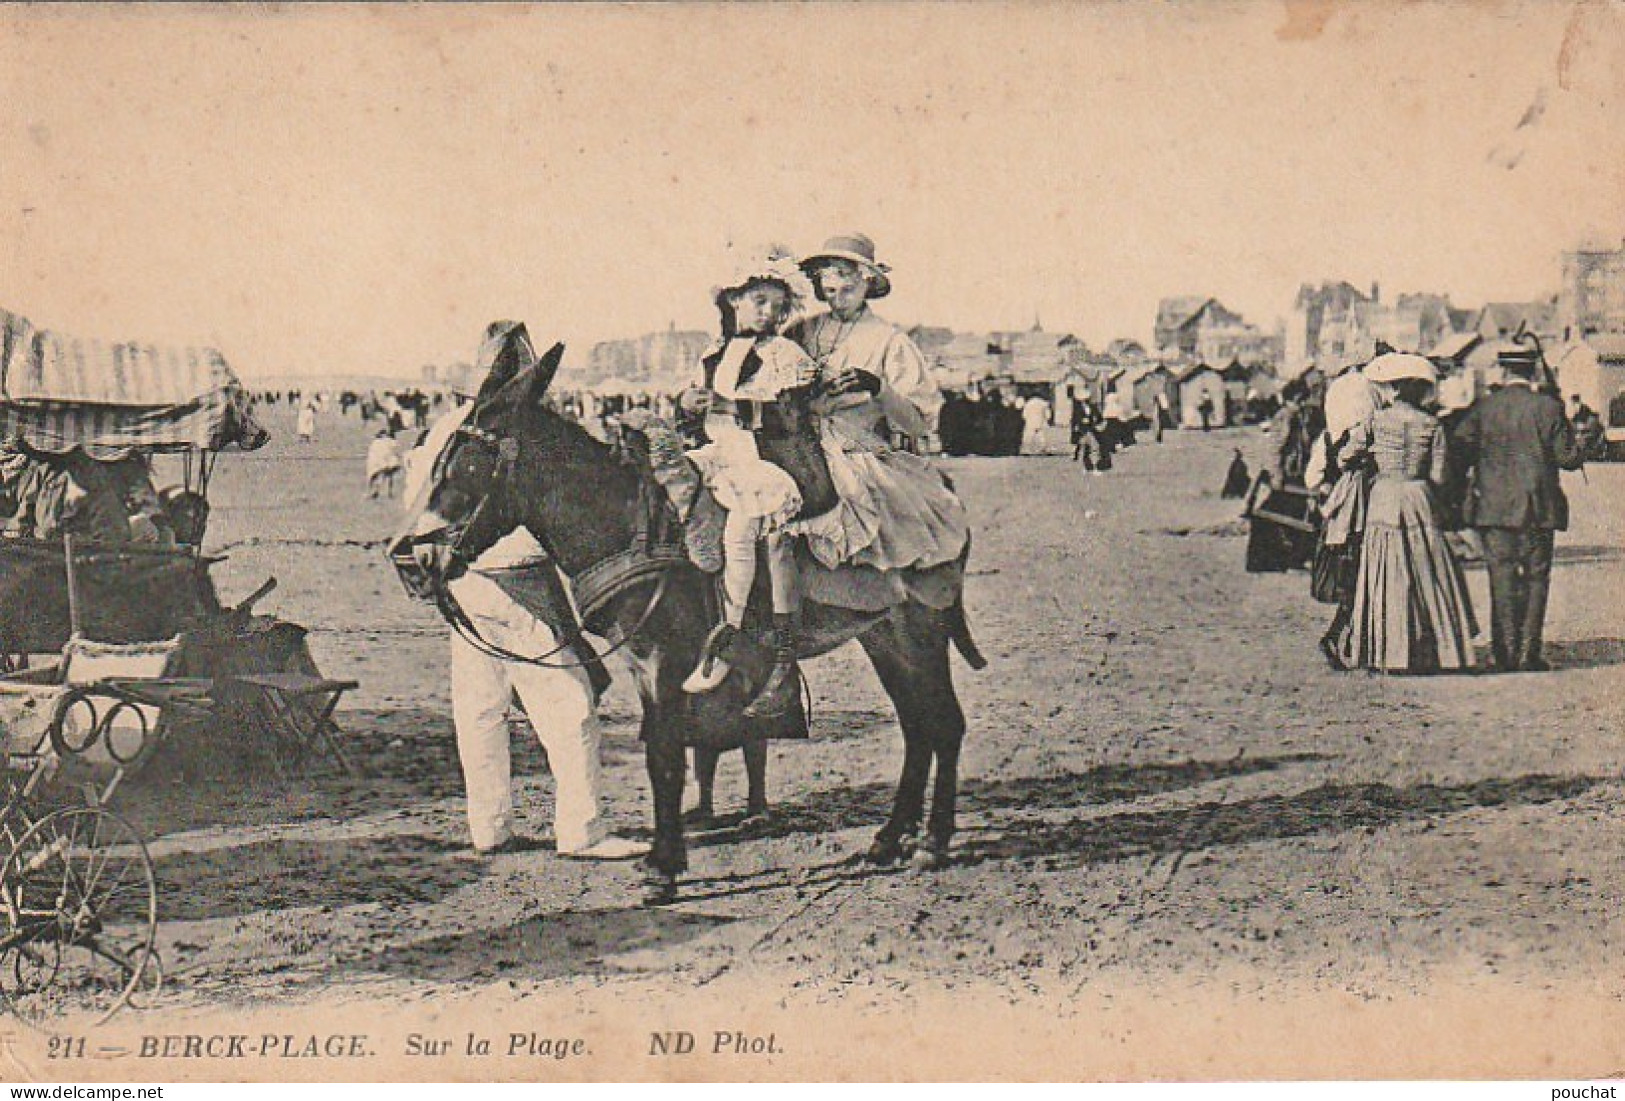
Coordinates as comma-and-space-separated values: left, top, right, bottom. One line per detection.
586, 323, 710, 389
1004, 326, 1087, 386
1153, 297, 1245, 359
1474, 298, 1560, 344
1333, 292, 1464, 364
1289, 281, 1474, 374
1286, 281, 1372, 374
1105, 338, 1149, 365
908, 325, 957, 355
1122, 363, 1176, 420
1559, 243, 1625, 340
931, 331, 1006, 390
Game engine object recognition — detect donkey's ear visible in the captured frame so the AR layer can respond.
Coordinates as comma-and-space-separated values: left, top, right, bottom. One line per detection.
525, 342, 565, 404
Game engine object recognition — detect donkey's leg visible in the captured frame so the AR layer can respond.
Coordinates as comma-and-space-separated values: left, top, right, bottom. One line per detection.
859, 627, 933, 865
687, 746, 721, 826
642, 706, 688, 906
742, 739, 770, 822
916, 614, 966, 868
916, 687, 966, 869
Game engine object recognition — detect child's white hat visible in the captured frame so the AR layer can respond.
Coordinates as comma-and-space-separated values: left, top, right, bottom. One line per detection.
712, 243, 811, 307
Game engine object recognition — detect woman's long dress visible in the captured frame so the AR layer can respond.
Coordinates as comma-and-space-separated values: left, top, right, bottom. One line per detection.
786, 308, 970, 572
1343, 404, 1478, 672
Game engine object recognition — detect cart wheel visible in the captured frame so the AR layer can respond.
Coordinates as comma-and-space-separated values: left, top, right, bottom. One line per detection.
0, 806, 157, 1027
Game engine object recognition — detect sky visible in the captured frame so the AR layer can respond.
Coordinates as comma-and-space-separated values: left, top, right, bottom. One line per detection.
2, 2, 1622, 379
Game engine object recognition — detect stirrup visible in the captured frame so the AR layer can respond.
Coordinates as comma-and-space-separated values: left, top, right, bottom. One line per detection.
742, 659, 800, 719
683, 622, 736, 694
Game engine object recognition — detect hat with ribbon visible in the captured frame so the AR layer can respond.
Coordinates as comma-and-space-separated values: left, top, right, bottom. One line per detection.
799, 232, 892, 300
712, 243, 811, 308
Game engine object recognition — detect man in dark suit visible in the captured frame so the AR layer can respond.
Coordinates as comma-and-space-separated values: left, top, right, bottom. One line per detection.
1452, 347, 1584, 671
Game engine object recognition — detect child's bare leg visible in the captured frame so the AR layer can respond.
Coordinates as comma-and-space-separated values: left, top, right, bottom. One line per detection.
685, 510, 761, 693
721, 510, 762, 627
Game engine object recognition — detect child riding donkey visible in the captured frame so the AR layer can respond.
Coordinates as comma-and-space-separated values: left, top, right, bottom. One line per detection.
678, 248, 822, 722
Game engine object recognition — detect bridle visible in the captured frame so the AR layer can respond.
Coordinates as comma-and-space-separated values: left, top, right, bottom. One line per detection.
411, 411, 680, 669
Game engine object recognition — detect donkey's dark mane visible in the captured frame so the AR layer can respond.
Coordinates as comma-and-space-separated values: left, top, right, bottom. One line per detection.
502, 394, 643, 576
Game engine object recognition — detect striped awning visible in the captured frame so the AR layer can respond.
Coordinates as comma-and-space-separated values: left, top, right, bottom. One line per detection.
0, 308, 267, 458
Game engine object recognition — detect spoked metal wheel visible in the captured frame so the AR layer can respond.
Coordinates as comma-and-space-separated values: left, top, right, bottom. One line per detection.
0, 806, 158, 1027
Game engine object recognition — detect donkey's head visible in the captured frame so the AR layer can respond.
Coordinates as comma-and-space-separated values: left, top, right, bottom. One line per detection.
422, 322, 564, 568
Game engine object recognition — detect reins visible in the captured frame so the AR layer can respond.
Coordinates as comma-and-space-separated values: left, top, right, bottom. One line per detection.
434, 566, 671, 670
426, 417, 684, 670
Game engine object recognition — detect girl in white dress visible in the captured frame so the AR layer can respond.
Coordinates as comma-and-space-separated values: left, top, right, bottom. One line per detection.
787, 233, 969, 573
678, 249, 818, 718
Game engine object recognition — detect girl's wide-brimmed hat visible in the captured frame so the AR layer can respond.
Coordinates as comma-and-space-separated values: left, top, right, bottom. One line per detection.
712, 244, 811, 308
1363, 351, 1437, 385
799, 232, 892, 300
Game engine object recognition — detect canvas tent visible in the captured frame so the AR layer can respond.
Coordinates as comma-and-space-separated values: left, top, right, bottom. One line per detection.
0, 308, 266, 459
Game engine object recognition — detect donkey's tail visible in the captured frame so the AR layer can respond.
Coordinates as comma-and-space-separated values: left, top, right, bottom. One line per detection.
947, 598, 988, 670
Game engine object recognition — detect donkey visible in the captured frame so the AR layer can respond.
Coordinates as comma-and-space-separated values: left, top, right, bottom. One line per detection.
400, 340, 980, 904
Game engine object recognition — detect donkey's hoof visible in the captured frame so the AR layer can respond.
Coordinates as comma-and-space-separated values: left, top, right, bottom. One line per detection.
641, 872, 679, 907
911, 845, 950, 871
865, 838, 906, 866
683, 806, 718, 830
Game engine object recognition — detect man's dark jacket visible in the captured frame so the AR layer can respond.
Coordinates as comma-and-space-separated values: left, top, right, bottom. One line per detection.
1453, 382, 1583, 530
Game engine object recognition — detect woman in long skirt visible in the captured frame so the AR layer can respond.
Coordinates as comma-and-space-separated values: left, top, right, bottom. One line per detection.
1342, 364, 1478, 673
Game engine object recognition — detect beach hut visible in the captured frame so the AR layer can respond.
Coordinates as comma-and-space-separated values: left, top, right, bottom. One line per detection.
1126, 363, 1176, 421
1175, 364, 1228, 428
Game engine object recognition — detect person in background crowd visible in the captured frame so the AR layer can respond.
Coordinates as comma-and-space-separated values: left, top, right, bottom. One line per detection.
366, 428, 403, 499
938, 390, 972, 457
296, 399, 317, 443
1452, 345, 1584, 672
1271, 376, 1323, 486
1341, 357, 1477, 674
1570, 395, 1604, 460
1071, 395, 1102, 471
1306, 357, 1385, 669
1155, 389, 1174, 436
1221, 448, 1250, 499
1022, 393, 1051, 455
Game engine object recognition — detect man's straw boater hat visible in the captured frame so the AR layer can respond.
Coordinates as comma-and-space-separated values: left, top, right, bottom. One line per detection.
1496, 344, 1541, 373
799, 232, 892, 300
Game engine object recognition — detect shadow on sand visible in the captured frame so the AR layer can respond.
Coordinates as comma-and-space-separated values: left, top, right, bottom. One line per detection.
1543, 638, 1625, 671
154, 832, 479, 921
337, 905, 734, 986
683, 752, 1329, 850
951, 772, 1602, 872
